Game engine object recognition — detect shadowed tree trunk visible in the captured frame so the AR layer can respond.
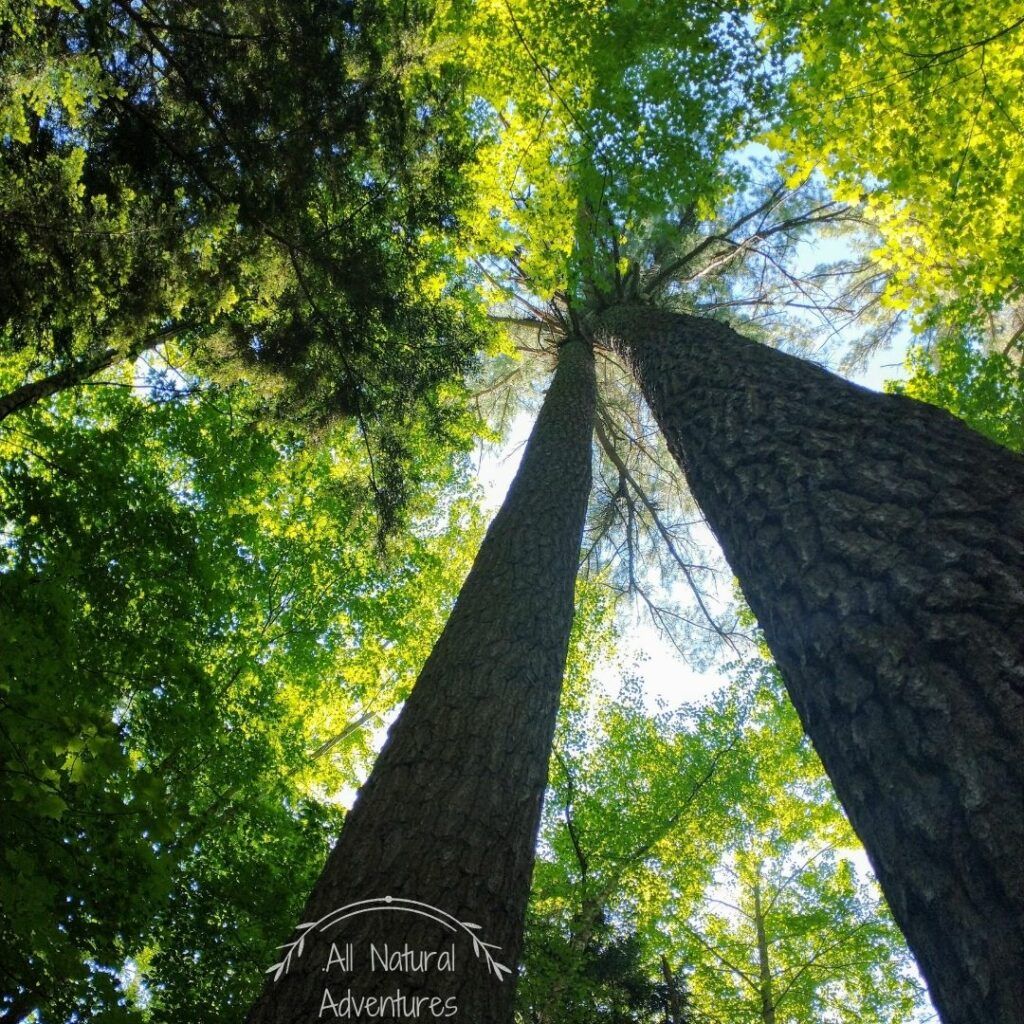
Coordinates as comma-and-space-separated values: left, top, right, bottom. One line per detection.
0, 323, 187, 423
245, 336, 596, 1024
598, 303, 1024, 1024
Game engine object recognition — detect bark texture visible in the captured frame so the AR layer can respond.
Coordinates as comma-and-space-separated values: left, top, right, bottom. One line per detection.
0, 348, 119, 423
599, 304, 1024, 1024
246, 337, 596, 1023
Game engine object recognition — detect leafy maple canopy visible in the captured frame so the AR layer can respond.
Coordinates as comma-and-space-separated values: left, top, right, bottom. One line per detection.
520, 661, 926, 1024
435, 0, 787, 303
758, 2, 1024, 334
0, 374, 482, 1021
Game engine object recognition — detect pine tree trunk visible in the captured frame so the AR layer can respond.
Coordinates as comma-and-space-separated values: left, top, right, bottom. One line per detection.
0, 347, 119, 423
599, 303, 1024, 1024
245, 336, 596, 1023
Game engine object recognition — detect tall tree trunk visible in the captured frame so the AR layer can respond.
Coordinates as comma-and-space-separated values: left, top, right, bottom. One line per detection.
245, 336, 596, 1023
0, 347, 119, 423
752, 875, 776, 1024
598, 304, 1024, 1024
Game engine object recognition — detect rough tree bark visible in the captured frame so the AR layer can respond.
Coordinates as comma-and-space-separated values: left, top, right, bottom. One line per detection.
245, 336, 596, 1023
598, 303, 1024, 1024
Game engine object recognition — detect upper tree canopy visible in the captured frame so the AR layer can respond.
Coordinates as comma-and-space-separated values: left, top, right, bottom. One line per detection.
758, 1, 1024, 341
0, 0, 485, 435
449, 0, 786, 302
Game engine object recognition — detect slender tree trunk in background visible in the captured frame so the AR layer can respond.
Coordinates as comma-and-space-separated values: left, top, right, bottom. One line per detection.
752, 875, 776, 1024
246, 337, 596, 1024
0, 324, 183, 423
535, 893, 604, 1020
599, 304, 1024, 1024
0, 347, 119, 423
660, 954, 688, 1024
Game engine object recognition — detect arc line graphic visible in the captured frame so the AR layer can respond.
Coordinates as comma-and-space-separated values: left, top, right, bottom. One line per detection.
265, 896, 511, 983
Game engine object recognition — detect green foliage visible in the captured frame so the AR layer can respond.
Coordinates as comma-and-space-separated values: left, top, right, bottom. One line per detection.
3, 5, 1006, 1023
446, 0, 786, 300
519, 923, 667, 1024
887, 334, 1024, 452
673, 666, 923, 1024
0, 379, 482, 1021
760, 0, 1024, 331
519, 661, 926, 1024
0, 0, 486, 453
518, 679, 753, 1022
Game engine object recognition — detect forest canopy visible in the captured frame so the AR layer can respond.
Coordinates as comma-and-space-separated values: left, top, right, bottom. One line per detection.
2, 2, 1022, 1023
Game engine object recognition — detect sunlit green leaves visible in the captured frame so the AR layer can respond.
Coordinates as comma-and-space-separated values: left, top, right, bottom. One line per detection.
444, 0, 785, 301
760, 1, 1024, 333
0, 377, 482, 1020
519, 661, 927, 1024
887, 332, 1024, 452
